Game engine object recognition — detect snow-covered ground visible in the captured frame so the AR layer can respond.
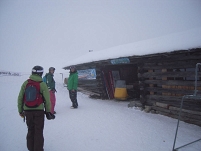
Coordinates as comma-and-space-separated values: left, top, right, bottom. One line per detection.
0, 74, 201, 151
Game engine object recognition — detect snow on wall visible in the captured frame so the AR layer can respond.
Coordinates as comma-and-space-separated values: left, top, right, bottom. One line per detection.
64, 27, 201, 67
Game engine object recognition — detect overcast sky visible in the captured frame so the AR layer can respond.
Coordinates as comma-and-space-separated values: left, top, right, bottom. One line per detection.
0, 0, 201, 73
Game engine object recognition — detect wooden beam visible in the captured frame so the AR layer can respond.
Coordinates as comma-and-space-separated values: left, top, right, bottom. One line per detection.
143, 80, 200, 86
142, 60, 201, 70
139, 71, 201, 78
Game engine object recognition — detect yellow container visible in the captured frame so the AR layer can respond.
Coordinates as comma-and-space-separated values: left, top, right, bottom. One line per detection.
114, 88, 128, 100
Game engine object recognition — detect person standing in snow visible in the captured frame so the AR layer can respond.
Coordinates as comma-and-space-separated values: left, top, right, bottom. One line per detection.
17, 65, 55, 151
44, 67, 57, 114
67, 65, 78, 108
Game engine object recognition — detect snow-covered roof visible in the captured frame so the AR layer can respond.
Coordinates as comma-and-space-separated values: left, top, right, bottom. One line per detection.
64, 27, 201, 68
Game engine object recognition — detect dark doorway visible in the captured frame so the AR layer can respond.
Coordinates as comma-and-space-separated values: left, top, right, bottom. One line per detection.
101, 64, 140, 99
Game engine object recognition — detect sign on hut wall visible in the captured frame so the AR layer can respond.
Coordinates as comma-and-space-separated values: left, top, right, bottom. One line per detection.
77, 69, 96, 79
110, 57, 130, 65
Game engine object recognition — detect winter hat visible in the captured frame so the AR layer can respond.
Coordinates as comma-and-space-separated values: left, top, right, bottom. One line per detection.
32, 66, 44, 77
49, 67, 55, 71
70, 65, 76, 70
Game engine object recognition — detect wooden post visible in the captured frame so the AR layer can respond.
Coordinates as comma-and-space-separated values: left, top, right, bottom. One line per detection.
148, 69, 154, 95
162, 69, 169, 96
138, 64, 146, 105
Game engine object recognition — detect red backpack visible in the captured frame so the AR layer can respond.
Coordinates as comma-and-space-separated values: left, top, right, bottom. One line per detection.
23, 79, 43, 108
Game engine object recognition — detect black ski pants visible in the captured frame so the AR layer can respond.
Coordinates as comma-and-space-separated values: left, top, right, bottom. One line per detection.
69, 90, 78, 108
25, 110, 44, 151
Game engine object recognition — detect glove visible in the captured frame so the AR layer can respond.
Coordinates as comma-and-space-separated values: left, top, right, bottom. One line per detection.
54, 89, 57, 93
51, 89, 57, 93
19, 112, 25, 118
46, 112, 55, 120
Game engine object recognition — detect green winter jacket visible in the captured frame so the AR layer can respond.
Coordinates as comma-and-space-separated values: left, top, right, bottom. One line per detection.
17, 74, 51, 113
67, 71, 78, 90
45, 73, 55, 90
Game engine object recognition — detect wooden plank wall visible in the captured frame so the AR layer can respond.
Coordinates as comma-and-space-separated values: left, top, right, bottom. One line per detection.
77, 69, 107, 99
77, 65, 109, 99
137, 49, 201, 126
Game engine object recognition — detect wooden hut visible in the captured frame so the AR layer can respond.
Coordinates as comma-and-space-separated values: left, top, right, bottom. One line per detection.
63, 28, 201, 126
64, 49, 201, 126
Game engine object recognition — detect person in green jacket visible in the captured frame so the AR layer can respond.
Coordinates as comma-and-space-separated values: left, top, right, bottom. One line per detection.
44, 67, 56, 114
67, 65, 78, 108
18, 65, 55, 151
